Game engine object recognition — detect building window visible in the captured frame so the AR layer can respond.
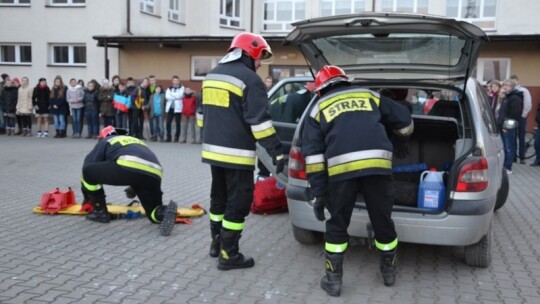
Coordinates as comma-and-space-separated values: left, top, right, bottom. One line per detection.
50, 44, 86, 66
446, 0, 497, 30
270, 65, 311, 80
473, 58, 510, 85
263, 0, 306, 32
140, 0, 157, 15
380, 0, 429, 14
0, 44, 31, 64
191, 56, 222, 80
49, 0, 85, 5
220, 0, 241, 28
168, 0, 184, 22
320, 0, 367, 16
0, 0, 31, 6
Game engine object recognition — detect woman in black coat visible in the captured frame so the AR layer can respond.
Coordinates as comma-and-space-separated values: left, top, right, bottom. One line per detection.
49, 76, 69, 138
32, 78, 51, 137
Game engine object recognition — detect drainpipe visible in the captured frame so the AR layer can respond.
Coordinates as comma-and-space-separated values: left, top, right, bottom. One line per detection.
372, 0, 376, 11
250, 0, 254, 32
104, 40, 109, 80
126, 0, 132, 34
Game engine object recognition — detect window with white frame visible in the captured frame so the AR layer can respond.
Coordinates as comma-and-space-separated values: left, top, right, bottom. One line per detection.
473, 58, 510, 84
0, 0, 30, 6
0, 44, 31, 64
263, 0, 306, 32
168, 0, 184, 22
50, 44, 86, 66
380, 0, 429, 14
140, 0, 157, 15
220, 0, 241, 28
49, 0, 85, 5
446, 0, 497, 30
321, 0, 367, 16
191, 56, 222, 80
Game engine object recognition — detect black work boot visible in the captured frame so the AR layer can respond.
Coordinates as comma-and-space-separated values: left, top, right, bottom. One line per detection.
217, 229, 254, 270
85, 196, 110, 223
152, 201, 178, 236
320, 252, 344, 297
209, 221, 222, 258
380, 249, 397, 287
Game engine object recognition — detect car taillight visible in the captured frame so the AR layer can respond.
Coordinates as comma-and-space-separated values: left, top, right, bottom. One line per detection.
288, 146, 307, 180
455, 157, 489, 192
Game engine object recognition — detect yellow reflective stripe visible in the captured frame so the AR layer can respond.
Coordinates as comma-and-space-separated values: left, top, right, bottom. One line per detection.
202, 150, 256, 166
150, 207, 160, 223
209, 212, 224, 222
222, 219, 244, 231
108, 136, 147, 146
325, 242, 348, 253
252, 126, 276, 140
203, 79, 243, 97
116, 159, 163, 178
306, 163, 326, 173
202, 87, 229, 108
327, 150, 392, 167
80, 177, 102, 191
328, 159, 391, 176
375, 238, 398, 251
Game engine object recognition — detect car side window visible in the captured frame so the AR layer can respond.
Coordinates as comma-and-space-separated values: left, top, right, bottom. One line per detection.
268, 81, 314, 124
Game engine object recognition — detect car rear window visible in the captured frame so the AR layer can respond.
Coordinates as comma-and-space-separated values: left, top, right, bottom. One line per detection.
312, 33, 466, 67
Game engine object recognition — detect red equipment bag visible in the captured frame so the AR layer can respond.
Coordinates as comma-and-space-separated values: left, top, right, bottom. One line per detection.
251, 177, 288, 214
40, 187, 76, 214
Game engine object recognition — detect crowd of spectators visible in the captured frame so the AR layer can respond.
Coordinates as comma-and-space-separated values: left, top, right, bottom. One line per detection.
0, 73, 200, 143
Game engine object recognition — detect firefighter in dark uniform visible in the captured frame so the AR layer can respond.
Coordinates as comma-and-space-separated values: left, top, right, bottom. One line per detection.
301, 66, 413, 295
199, 32, 285, 270
81, 126, 178, 236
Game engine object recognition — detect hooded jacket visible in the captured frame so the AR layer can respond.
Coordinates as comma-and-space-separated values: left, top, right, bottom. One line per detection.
497, 89, 524, 130
99, 86, 116, 117
67, 85, 84, 109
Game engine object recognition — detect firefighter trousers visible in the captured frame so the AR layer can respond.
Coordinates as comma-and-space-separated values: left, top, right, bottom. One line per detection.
82, 160, 163, 221
325, 175, 397, 251
209, 165, 254, 231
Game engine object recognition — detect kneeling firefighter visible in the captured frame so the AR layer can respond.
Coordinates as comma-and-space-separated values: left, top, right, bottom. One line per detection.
301, 66, 413, 295
80, 126, 178, 236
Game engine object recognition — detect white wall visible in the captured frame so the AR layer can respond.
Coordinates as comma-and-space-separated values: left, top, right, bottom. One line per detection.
0, 1, 124, 85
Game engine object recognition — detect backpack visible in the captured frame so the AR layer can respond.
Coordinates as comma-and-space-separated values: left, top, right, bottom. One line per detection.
40, 187, 76, 214
250, 177, 288, 214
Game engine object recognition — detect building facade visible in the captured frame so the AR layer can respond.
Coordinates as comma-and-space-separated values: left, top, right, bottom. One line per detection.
1, 0, 539, 96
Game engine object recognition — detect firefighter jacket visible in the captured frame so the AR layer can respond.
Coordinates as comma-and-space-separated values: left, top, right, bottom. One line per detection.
199, 58, 282, 170
82, 135, 163, 182
301, 86, 413, 197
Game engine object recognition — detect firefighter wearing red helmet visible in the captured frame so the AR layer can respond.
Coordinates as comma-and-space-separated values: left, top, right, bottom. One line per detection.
80, 126, 178, 236
198, 32, 284, 270
302, 65, 413, 295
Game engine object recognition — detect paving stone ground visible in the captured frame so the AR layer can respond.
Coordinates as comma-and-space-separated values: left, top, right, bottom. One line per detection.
1, 135, 540, 303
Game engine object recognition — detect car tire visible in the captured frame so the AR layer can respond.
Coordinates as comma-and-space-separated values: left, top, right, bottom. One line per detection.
292, 224, 323, 244
494, 169, 509, 212
464, 219, 492, 268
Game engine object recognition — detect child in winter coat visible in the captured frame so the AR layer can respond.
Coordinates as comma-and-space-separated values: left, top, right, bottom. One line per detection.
83, 80, 100, 139
49, 76, 69, 138
16, 77, 33, 136
32, 78, 51, 137
179, 87, 197, 144
66, 78, 84, 138
0, 78, 18, 136
148, 85, 166, 142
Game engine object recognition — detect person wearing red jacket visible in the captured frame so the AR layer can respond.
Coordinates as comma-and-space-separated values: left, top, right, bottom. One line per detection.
179, 87, 197, 143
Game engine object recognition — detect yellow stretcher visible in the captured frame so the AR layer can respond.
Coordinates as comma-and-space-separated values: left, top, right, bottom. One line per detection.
33, 203, 206, 218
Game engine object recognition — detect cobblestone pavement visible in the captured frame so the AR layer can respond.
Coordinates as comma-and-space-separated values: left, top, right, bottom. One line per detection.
1, 136, 540, 304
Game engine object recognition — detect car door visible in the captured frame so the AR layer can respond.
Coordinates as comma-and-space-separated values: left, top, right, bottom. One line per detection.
257, 77, 314, 183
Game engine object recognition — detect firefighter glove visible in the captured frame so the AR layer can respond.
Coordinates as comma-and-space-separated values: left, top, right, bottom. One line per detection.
273, 154, 285, 175
391, 134, 410, 159
124, 186, 136, 199
312, 196, 327, 221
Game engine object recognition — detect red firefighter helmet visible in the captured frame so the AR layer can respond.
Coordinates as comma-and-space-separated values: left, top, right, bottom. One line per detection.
99, 126, 116, 139
228, 32, 273, 60
314, 65, 349, 93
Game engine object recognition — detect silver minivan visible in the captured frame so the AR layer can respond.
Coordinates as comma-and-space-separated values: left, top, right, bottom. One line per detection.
259, 13, 509, 268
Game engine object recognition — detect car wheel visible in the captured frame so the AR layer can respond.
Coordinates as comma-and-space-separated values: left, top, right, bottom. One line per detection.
494, 169, 509, 211
464, 219, 492, 268
292, 224, 323, 244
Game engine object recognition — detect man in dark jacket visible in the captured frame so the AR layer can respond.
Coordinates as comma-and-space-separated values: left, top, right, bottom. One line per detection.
200, 32, 285, 270
81, 126, 177, 236
497, 78, 524, 174
302, 66, 413, 295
